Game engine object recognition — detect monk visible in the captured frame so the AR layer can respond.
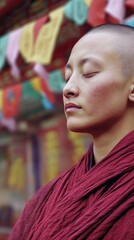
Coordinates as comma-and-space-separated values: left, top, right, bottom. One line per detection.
9, 24, 134, 239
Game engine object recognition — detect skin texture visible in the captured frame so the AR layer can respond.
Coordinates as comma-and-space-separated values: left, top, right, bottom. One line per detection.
63, 30, 134, 163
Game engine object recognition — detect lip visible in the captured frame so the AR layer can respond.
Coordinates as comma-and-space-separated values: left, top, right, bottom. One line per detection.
65, 102, 81, 112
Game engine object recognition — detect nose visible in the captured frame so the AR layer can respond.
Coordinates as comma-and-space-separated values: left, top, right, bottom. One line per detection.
63, 78, 79, 99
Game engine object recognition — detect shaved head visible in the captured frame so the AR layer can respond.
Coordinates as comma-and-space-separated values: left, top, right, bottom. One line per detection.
90, 23, 134, 35
82, 24, 134, 78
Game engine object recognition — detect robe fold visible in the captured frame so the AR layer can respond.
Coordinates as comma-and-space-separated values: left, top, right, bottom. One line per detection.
9, 131, 134, 240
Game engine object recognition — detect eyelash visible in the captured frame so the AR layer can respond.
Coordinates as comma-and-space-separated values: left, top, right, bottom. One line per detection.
83, 72, 98, 78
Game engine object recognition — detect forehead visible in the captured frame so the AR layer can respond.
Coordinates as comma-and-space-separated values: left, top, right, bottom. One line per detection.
74, 31, 119, 51
68, 32, 121, 65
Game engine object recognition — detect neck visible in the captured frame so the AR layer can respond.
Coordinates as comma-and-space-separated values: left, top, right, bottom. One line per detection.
92, 123, 134, 164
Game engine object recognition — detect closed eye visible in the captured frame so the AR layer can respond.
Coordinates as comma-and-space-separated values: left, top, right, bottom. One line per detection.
83, 72, 98, 78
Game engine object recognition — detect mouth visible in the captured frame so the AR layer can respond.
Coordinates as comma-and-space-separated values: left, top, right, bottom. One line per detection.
65, 102, 81, 112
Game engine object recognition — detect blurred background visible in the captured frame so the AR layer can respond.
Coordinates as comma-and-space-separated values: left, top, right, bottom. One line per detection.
0, 0, 134, 239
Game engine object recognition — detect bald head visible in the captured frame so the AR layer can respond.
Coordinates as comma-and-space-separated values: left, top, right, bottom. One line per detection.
90, 23, 134, 35
83, 24, 134, 78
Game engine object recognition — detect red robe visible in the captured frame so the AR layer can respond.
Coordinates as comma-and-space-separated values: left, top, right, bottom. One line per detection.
9, 131, 134, 239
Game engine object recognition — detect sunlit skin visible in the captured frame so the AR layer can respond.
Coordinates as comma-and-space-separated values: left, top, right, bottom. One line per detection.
63, 31, 134, 163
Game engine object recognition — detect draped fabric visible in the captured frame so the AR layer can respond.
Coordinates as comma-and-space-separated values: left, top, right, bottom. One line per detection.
9, 131, 134, 240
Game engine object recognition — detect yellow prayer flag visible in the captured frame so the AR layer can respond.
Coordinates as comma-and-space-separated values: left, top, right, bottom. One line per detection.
31, 77, 42, 93
8, 157, 25, 190
0, 89, 3, 109
84, 0, 92, 6
20, 22, 35, 62
46, 148, 59, 182
33, 7, 64, 65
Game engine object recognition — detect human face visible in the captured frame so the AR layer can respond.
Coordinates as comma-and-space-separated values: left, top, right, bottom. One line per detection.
63, 32, 130, 135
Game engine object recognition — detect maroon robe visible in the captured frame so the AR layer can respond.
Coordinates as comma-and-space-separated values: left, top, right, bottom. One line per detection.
9, 131, 134, 239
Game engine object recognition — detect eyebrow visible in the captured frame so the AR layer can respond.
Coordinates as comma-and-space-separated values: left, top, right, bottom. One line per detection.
65, 57, 102, 70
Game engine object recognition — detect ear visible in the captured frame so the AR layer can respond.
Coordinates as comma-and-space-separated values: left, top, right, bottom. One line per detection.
128, 84, 134, 102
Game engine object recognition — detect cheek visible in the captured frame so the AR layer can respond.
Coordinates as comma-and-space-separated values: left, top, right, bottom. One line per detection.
86, 83, 112, 108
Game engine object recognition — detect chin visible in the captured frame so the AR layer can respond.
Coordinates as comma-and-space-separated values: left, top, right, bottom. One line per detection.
67, 122, 90, 133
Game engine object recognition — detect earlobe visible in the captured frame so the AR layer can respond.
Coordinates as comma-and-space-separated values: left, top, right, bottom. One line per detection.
128, 85, 134, 102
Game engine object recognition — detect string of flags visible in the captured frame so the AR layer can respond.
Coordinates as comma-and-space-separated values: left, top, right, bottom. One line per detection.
0, 68, 65, 115
1, 0, 134, 74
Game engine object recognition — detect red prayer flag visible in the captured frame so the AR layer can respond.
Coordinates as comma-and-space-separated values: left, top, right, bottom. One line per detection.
3, 84, 22, 118
40, 78, 55, 104
33, 15, 49, 44
87, 0, 107, 26
125, 0, 134, 10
